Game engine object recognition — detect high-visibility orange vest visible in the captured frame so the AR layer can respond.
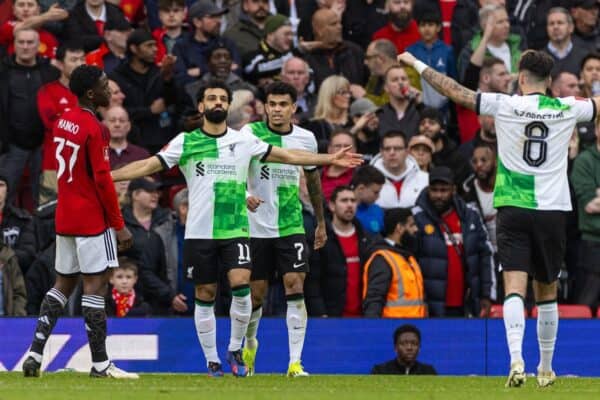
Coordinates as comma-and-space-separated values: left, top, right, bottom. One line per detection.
362, 249, 426, 318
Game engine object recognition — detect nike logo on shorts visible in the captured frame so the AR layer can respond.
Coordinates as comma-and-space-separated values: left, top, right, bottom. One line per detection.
293, 262, 305, 269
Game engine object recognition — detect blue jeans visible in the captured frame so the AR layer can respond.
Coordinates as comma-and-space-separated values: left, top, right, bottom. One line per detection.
0, 144, 41, 208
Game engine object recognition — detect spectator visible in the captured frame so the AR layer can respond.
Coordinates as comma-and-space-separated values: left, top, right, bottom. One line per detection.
320, 131, 356, 202
110, 29, 177, 153
303, 75, 353, 153
457, 4, 524, 83
0, 29, 59, 208
362, 208, 425, 318
460, 142, 498, 251
84, 16, 132, 74
172, 188, 194, 314
575, 53, 600, 150
550, 71, 586, 155
104, 106, 150, 168
152, 0, 187, 65
303, 8, 366, 88
570, 0, 600, 52
0, 242, 27, 316
272, 0, 319, 44
64, 0, 128, 52
371, 131, 428, 209
408, 134, 435, 172
352, 165, 386, 235
551, 71, 580, 98
172, 0, 238, 86
406, 8, 457, 111
571, 122, 600, 312
371, 324, 437, 374
412, 166, 493, 317
97, 79, 126, 119
0, 0, 66, 59
506, 0, 559, 51
363, 39, 398, 107
25, 242, 55, 315
542, 7, 589, 77
378, 65, 422, 139
372, 0, 420, 54
342, 0, 387, 49
418, 107, 471, 186
349, 98, 381, 160
223, 0, 270, 59
305, 186, 372, 317
37, 41, 84, 206
122, 178, 185, 315
280, 56, 315, 121
226, 89, 263, 129
106, 257, 151, 317
450, 0, 504, 59
243, 14, 294, 88
457, 112, 497, 164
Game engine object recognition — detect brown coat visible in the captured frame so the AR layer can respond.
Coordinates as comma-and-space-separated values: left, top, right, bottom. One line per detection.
1, 245, 26, 316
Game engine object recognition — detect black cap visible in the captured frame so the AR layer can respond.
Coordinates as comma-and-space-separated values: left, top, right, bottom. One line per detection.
207, 41, 231, 57
188, 0, 228, 21
419, 107, 444, 127
429, 166, 454, 185
126, 29, 155, 49
104, 17, 132, 32
128, 178, 161, 193
573, 0, 598, 9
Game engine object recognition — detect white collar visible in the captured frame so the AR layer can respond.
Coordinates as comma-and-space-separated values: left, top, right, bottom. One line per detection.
86, 3, 107, 22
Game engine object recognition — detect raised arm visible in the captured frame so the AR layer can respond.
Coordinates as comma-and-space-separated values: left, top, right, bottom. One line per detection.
398, 52, 477, 111
111, 156, 165, 182
265, 146, 363, 168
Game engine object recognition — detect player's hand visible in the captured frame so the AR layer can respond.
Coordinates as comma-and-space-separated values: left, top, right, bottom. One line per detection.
397, 52, 417, 68
116, 227, 133, 252
246, 196, 264, 212
314, 222, 327, 250
479, 298, 492, 318
172, 293, 188, 313
329, 145, 364, 168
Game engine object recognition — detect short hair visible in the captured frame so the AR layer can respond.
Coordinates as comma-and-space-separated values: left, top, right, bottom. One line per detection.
371, 39, 397, 61
381, 130, 407, 147
69, 65, 104, 97
384, 64, 406, 82
473, 140, 497, 155
416, 8, 442, 25
393, 324, 421, 345
581, 52, 600, 71
479, 4, 505, 27
116, 256, 139, 276
264, 81, 297, 103
383, 208, 413, 236
518, 50, 554, 81
481, 56, 505, 74
351, 165, 385, 187
196, 79, 232, 104
330, 185, 354, 203
173, 187, 188, 210
158, 0, 184, 10
547, 7, 573, 26
329, 129, 356, 147
56, 40, 85, 61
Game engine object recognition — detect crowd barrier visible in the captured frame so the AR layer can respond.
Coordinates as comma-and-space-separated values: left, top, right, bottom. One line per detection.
0, 318, 597, 376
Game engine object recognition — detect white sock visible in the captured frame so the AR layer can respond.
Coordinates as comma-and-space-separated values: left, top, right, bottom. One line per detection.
194, 300, 220, 365
537, 301, 558, 373
503, 294, 525, 365
228, 286, 251, 352
93, 360, 110, 372
245, 306, 262, 349
286, 295, 307, 364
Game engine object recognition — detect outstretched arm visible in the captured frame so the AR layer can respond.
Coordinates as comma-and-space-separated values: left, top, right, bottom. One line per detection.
265, 146, 363, 168
398, 52, 477, 111
111, 156, 165, 182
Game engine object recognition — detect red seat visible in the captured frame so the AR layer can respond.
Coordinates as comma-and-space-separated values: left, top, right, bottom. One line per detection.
531, 304, 592, 319
486, 304, 528, 318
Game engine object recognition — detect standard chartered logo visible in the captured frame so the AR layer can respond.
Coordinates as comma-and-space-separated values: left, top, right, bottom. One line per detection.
195, 161, 236, 177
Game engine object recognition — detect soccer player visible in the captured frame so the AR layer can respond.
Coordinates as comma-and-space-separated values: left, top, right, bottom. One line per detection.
22, 65, 138, 379
398, 49, 598, 388
110, 79, 363, 377
241, 82, 324, 377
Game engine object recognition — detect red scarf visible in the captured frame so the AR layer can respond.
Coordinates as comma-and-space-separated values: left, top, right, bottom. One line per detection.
112, 287, 136, 317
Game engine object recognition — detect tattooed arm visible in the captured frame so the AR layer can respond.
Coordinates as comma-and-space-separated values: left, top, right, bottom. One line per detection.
304, 168, 327, 249
397, 52, 477, 111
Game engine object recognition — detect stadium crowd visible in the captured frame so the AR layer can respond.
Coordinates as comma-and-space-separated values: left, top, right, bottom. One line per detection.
1, 0, 600, 319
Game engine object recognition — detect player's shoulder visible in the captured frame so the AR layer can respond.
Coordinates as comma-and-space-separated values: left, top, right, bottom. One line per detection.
291, 124, 315, 138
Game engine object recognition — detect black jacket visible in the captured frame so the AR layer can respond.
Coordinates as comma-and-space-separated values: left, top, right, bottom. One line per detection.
63, 3, 127, 52
303, 41, 367, 87
341, 0, 387, 49
109, 62, 176, 151
432, 135, 471, 187
304, 219, 373, 317
542, 39, 590, 78
371, 359, 437, 375
412, 190, 493, 317
25, 242, 56, 316
1, 204, 37, 274
0, 56, 59, 150
377, 102, 421, 139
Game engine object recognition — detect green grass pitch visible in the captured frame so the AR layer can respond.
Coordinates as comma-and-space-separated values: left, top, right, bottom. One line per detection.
1, 373, 600, 400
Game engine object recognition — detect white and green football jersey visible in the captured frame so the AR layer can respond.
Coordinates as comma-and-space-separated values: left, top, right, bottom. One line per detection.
157, 128, 270, 239
243, 121, 318, 238
477, 93, 595, 211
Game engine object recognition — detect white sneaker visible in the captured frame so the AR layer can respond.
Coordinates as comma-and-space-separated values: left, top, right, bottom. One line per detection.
90, 362, 140, 379
505, 361, 526, 388
536, 370, 556, 387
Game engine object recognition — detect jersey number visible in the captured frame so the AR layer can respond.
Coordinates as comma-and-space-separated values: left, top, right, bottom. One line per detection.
54, 137, 81, 182
237, 243, 251, 264
294, 242, 304, 261
522, 121, 548, 167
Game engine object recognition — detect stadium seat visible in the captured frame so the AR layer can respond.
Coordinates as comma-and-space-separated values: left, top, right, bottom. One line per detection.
530, 304, 592, 319
486, 304, 528, 318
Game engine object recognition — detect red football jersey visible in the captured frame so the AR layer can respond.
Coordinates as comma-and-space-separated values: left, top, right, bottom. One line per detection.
53, 106, 124, 235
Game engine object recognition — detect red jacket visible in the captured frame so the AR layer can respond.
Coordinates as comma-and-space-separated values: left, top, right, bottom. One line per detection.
372, 21, 421, 54
0, 20, 58, 58
152, 27, 168, 65
85, 43, 111, 70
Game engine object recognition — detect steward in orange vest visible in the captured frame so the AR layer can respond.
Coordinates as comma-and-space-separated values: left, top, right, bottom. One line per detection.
362, 208, 426, 318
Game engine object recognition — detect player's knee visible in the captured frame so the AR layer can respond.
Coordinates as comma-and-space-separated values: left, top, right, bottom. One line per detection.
283, 273, 305, 294
250, 282, 267, 307
195, 285, 217, 302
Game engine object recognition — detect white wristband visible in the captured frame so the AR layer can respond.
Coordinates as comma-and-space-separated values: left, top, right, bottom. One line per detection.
414, 60, 428, 75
